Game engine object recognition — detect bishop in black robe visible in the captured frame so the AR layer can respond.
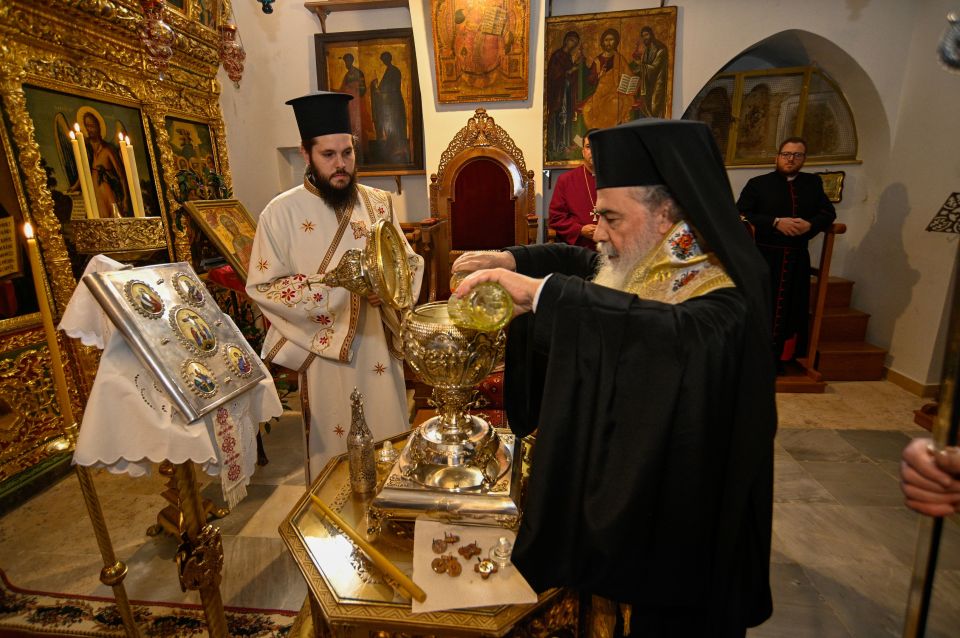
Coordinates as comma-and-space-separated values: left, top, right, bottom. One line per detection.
455, 120, 777, 636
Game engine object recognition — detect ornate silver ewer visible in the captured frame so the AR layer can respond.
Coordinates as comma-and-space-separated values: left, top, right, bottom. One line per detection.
322, 221, 522, 528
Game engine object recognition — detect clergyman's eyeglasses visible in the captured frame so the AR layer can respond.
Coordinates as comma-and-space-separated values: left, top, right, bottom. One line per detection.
778, 152, 806, 159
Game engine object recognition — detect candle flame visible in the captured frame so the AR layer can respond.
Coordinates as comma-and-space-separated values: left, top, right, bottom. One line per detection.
24, 222, 34, 239
69, 131, 76, 140
73, 123, 80, 133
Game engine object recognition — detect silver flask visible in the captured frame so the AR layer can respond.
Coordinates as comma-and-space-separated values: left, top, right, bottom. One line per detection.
347, 388, 376, 494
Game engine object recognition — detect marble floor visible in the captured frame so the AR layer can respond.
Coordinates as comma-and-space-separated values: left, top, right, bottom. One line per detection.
0, 380, 958, 636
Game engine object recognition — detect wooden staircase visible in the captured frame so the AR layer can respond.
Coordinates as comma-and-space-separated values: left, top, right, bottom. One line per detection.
809, 276, 887, 381
778, 223, 886, 393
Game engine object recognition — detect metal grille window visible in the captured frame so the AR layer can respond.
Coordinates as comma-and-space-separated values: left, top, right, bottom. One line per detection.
683, 66, 858, 166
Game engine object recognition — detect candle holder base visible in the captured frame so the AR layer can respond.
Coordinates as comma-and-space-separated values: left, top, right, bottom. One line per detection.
44, 436, 74, 454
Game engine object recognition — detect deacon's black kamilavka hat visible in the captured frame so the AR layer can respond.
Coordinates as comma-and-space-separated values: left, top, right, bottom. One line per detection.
285, 91, 353, 141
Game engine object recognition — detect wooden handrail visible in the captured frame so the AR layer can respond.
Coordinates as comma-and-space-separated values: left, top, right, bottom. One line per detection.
801, 222, 847, 381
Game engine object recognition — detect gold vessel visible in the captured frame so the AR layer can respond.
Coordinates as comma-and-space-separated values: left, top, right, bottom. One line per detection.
322, 221, 521, 528
400, 302, 507, 489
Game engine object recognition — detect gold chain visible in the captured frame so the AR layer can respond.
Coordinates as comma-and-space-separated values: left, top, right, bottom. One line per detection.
583, 166, 600, 222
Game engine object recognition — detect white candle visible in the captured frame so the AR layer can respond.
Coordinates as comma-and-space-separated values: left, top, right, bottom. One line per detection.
69, 131, 96, 220
124, 135, 146, 217
117, 134, 139, 218
73, 123, 100, 218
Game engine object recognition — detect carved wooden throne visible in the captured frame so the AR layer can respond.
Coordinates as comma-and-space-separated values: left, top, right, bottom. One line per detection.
425, 108, 538, 300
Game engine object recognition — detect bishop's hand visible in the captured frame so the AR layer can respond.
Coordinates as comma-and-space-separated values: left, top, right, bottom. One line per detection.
901, 437, 960, 517
452, 268, 539, 318
452, 250, 516, 274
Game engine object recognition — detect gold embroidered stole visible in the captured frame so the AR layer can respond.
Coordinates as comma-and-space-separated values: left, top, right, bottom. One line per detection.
621, 221, 735, 304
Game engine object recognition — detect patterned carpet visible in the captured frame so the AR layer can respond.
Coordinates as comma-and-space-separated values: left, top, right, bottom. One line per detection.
0, 569, 298, 637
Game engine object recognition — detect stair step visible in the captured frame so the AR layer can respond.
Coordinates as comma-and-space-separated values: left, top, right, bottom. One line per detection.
817, 307, 871, 342
816, 341, 886, 381
810, 275, 853, 308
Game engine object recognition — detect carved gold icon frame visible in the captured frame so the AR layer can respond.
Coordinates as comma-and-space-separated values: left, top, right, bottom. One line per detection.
0, 0, 233, 479
183, 199, 256, 281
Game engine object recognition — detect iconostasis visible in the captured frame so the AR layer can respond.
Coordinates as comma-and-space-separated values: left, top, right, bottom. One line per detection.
0, 0, 236, 486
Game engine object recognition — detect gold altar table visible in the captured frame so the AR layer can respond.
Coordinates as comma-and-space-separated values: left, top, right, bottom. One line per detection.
279, 434, 577, 638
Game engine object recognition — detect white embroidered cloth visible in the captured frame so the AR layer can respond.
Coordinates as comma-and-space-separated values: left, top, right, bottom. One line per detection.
60, 256, 283, 507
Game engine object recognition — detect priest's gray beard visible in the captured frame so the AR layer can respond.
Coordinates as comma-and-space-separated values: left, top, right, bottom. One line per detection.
592, 243, 632, 291
307, 161, 359, 215
592, 228, 664, 291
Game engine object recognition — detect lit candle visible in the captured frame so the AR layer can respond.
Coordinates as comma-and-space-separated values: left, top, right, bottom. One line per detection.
23, 223, 77, 445
69, 131, 96, 220
117, 133, 138, 218
73, 123, 99, 218
124, 135, 146, 217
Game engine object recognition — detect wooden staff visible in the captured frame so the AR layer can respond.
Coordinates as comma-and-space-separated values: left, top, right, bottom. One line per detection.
902, 250, 960, 637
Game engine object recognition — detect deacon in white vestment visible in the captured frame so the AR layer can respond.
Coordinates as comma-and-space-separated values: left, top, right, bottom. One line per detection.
246, 92, 423, 484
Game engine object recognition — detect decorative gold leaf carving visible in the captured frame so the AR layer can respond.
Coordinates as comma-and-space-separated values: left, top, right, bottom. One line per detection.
434, 108, 530, 182
0, 339, 67, 481
69, 218, 169, 253
0, 0, 233, 483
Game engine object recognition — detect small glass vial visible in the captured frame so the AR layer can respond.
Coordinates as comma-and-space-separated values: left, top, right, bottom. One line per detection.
378, 440, 399, 465
489, 536, 513, 569
347, 388, 376, 495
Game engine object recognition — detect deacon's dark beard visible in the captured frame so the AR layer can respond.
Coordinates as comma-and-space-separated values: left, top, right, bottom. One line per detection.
306, 162, 358, 214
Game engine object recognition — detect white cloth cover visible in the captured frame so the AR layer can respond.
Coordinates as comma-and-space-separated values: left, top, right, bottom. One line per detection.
60, 255, 283, 507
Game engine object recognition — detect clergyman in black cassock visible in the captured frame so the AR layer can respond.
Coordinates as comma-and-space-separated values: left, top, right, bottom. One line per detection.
452, 119, 777, 636
736, 144, 836, 365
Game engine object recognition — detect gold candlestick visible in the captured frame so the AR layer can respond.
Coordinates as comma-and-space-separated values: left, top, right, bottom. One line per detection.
22, 222, 142, 637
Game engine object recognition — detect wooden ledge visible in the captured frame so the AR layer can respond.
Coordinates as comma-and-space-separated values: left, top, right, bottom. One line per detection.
304, 1, 408, 31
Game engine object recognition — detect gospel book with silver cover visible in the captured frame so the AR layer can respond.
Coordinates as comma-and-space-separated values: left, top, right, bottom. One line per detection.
83, 261, 265, 422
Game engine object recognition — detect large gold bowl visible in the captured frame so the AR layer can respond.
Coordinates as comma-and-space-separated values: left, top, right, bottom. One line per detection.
323, 221, 519, 522
399, 302, 509, 490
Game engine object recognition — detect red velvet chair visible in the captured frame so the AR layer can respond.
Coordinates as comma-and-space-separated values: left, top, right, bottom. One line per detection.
426, 108, 538, 300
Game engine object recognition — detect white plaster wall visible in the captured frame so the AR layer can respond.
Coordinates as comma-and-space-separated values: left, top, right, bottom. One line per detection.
218, 0, 959, 387
843, 1, 960, 385
217, 2, 419, 219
